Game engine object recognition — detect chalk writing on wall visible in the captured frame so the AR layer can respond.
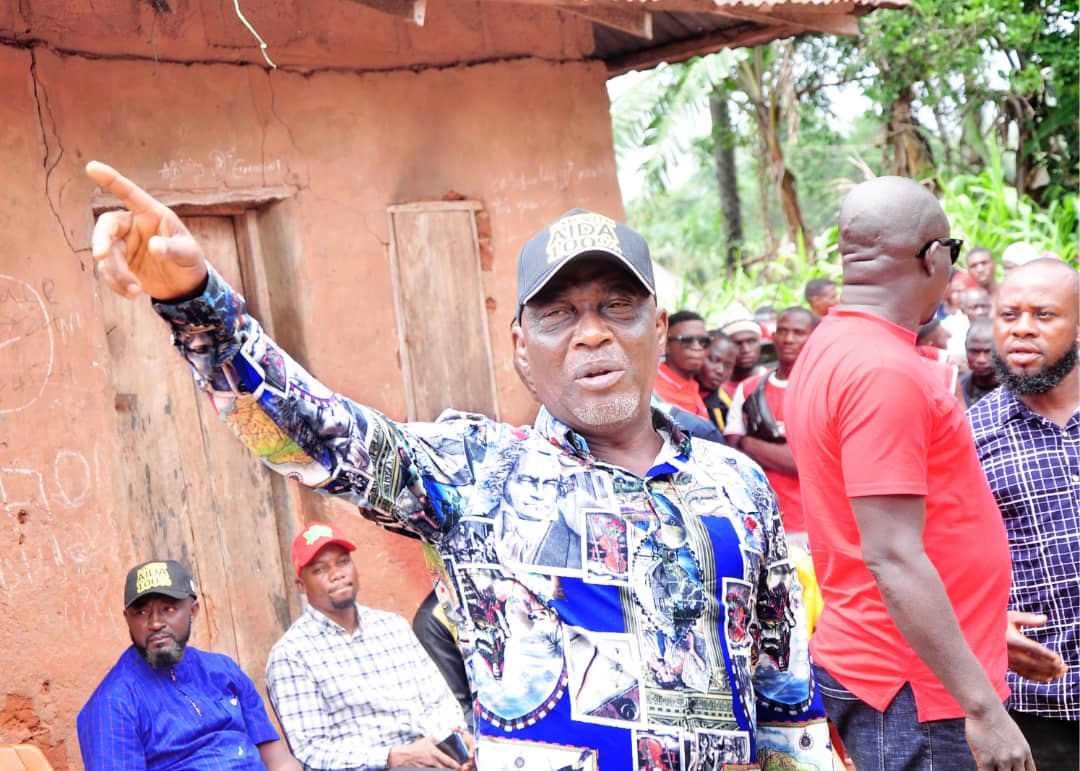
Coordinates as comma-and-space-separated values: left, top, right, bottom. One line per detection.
0, 275, 55, 415
158, 149, 285, 188
0, 444, 104, 604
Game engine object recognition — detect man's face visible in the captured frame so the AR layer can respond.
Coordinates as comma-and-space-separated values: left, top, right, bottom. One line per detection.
125, 594, 197, 668
773, 312, 814, 368
965, 331, 995, 380
298, 544, 358, 615
961, 288, 992, 321
664, 319, 709, 378
698, 340, 736, 391
730, 331, 762, 371
808, 284, 837, 317
992, 269, 1079, 394
966, 250, 995, 288
513, 258, 663, 439
508, 454, 560, 521
947, 275, 970, 308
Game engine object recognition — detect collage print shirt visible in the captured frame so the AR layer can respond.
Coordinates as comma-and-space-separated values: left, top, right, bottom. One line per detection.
155, 266, 830, 771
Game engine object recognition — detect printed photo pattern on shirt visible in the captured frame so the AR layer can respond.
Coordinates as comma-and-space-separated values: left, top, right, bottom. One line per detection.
154, 267, 833, 770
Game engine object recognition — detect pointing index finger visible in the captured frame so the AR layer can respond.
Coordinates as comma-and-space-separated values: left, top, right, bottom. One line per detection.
85, 160, 162, 214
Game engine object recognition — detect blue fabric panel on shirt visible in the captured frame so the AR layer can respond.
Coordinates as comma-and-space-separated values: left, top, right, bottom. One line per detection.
551, 578, 625, 634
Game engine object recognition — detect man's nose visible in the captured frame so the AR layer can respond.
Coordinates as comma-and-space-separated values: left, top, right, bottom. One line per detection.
571, 308, 614, 346
1012, 312, 1037, 335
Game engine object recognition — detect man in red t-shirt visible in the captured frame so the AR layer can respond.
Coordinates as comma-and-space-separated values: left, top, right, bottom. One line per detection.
725, 307, 815, 546
654, 310, 710, 418
785, 176, 1031, 771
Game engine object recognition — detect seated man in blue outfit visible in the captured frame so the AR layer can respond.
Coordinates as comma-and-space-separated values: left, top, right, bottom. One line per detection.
87, 161, 832, 770
77, 559, 299, 771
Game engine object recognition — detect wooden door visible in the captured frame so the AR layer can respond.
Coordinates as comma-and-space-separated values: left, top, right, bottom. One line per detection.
101, 216, 291, 698
387, 202, 500, 422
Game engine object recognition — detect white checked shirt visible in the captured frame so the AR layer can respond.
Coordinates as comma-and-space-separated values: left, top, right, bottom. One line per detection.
266, 603, 466, 770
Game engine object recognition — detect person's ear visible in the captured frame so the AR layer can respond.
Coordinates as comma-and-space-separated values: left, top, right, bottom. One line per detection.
920, 241, 943, 277
512, 321, 538, 397
655, 307, 668, 349
190, 599, 200, 619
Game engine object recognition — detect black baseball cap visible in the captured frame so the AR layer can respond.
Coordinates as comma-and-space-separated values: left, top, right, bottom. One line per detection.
124, 559, 198, 608
515, 209, 655, 320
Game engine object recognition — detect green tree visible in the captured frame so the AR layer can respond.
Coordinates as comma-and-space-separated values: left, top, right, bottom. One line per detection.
844, 0, 1078, 202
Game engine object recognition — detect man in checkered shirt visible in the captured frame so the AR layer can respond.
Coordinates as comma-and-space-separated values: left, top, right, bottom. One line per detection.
968, 258, 1078, 768
266, 522, 473, 770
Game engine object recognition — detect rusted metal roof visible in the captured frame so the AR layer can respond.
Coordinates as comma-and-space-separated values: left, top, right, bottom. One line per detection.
570, 0, 909, 73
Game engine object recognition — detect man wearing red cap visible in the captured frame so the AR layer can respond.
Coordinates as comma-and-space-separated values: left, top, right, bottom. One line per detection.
266, 521, 472, 770
87, 165, 832, 770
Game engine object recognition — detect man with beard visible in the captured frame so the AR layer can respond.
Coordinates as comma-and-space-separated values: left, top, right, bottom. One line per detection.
77, 560, 299, 770
266, 521, 472, 770
785, 176, 1031, 771
960, 317, 999, 407
968, 259, 1078, 768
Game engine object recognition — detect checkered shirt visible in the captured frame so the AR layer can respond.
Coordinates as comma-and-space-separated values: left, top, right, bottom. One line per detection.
265, 604, 466, 770
968, 386, 1079, 720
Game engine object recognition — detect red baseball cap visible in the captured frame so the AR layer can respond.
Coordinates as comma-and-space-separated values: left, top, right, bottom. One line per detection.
291, 521, 357, 577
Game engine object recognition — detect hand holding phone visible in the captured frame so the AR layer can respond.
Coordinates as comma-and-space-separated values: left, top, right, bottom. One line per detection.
436, 732, 470, 764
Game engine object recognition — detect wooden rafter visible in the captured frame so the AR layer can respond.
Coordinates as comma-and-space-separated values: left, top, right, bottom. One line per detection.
343, 0, 426, 25
561, 5, 653, 38
605, 21, 801, 75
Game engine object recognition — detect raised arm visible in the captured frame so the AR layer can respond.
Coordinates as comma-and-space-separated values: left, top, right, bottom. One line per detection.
86, 162, 473, 543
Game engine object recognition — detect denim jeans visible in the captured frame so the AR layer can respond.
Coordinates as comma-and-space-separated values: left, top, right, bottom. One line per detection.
814, 664, 977, 771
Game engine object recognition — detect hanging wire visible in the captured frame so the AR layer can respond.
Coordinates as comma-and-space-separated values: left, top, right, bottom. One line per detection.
233, 0, 276, 69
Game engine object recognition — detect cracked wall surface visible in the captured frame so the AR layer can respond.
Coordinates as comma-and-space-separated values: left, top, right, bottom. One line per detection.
2, 0, 597, 72
0, 25, 622, 767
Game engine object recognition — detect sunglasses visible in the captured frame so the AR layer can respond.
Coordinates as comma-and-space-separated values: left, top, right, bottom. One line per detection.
668, 335, 713, 349
917, 237, 964, 265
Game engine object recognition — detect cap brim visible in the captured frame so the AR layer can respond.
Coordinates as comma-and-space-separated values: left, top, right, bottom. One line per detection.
125, 587, 195, 608
518, 249, 654, 318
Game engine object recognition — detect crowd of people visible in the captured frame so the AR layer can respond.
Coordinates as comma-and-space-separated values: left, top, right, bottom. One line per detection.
75, 162, 1075, 771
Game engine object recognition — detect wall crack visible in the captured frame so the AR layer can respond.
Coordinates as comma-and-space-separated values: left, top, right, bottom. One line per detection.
3, 36, 582, 79
29, 46, 85, 263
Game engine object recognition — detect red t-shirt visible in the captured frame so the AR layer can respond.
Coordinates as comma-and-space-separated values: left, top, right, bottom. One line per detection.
786, 308, 1010, 721
654, 362, 709, 418
725, 374, 805, 534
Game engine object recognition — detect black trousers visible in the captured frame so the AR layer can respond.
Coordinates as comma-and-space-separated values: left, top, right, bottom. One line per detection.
1009, 710, 1079, 770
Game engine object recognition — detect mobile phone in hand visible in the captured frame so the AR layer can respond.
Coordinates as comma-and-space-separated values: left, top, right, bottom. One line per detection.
436, 732, 469, 763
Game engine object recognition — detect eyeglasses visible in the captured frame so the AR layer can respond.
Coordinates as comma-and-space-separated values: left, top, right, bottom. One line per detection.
917, 237, 964, 265
667, 335, 712, 349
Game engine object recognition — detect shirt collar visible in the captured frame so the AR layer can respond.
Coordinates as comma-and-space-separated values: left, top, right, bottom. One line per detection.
827, 307, 917, 344
305, 602, 361, 637
533, 406, 691, 464
998, 385, 1080, 429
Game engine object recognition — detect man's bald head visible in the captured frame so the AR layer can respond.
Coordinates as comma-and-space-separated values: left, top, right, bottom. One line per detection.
836, 176, 953, 327
838, 176, 950, 264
